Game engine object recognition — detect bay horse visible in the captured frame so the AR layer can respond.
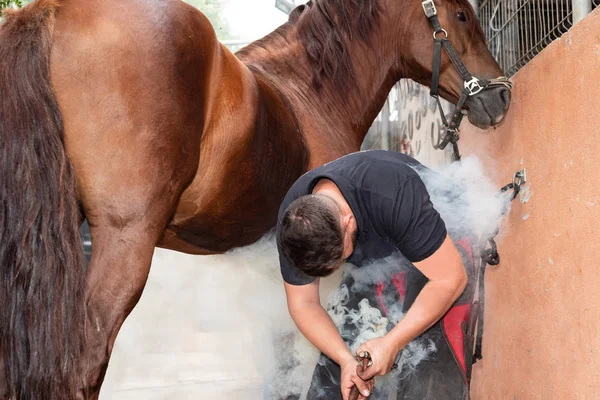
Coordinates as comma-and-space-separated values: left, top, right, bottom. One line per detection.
0, 0, 510, 398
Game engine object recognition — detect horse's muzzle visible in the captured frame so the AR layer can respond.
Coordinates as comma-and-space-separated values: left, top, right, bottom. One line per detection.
465, 83, 512, 129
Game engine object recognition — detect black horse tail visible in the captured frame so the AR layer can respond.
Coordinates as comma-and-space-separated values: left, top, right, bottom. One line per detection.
0, 1, 85, 398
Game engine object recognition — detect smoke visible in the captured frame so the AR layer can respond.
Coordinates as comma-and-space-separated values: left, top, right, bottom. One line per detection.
100, 155, 510, 399
414, 155, 513, 243
318, 155, 513, 395
327, 284, 390, 355
325, 254, 439, 392
100, 234, 327, 399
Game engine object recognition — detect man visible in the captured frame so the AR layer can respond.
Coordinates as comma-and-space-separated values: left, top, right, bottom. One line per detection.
276, 150, 468, 399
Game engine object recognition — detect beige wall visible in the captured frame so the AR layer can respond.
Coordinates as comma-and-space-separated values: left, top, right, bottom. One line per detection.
459, 9, 600, 399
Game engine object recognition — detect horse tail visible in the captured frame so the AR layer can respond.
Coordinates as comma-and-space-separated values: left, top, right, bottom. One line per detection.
0, 1, 85, 399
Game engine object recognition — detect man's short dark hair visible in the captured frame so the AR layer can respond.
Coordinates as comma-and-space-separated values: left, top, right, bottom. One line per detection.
278, 194, 344, 277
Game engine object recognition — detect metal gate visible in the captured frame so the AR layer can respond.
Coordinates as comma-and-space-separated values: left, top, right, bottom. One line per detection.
479, 0, 600, 77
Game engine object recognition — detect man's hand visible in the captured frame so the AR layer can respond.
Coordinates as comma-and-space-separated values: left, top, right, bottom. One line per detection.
284, 281, 374, 398
354, 337, 399, 380
340, 355, 374, 400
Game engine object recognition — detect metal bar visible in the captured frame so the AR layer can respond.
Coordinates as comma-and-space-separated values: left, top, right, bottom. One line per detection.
381, 100, 390, 151
572, 0, 591, 24
275, 0, 296, 15
468, 0, 479, 17
479, 0, 492, 10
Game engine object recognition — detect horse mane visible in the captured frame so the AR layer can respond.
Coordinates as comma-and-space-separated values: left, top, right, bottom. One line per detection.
238, 0, 382, 91
237, 0, 483, 91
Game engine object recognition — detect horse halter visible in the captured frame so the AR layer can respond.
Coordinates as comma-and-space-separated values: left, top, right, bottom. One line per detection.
422, 0, 512, 161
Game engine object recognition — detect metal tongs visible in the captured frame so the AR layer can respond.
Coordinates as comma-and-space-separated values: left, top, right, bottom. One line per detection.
348, 340, 403, 400
349, 351, 372, 400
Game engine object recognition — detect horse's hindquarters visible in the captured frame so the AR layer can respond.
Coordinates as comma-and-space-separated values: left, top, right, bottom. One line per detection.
47, 0, 227, 395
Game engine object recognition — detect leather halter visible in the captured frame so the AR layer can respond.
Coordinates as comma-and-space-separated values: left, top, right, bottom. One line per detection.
422, 0, 512, 161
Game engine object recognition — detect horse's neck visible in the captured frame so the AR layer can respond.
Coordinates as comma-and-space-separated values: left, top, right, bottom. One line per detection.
238, 28, 399, 169
193, 45, 308, 220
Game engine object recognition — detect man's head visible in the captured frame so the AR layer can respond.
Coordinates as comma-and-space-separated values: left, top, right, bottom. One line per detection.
278, 194, 355, 278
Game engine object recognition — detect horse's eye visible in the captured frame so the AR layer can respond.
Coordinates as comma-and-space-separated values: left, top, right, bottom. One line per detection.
457, 10, 467, 22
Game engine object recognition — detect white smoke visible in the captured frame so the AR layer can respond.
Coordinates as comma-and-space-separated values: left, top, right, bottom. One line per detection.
327, 284, 390, 355
325, 254, 439, 390
415, 155, 514, 244
99, 155, 512, 399
100, 234, 326, 400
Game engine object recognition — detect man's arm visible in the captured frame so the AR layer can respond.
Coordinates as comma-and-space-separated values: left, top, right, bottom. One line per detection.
285, 280, 352, 363
284, 280, 373, 399
356, 234, 467, 379
386, 234, 467, 347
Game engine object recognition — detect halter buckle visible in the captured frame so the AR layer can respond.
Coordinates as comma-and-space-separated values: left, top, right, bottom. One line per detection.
422, 0, 437, 18
464, 77, 484, 95
437, 127, 459, 150
433, 28, 448, 39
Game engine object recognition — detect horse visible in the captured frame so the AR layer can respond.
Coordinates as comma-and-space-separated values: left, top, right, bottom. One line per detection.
0, 0, 511, 398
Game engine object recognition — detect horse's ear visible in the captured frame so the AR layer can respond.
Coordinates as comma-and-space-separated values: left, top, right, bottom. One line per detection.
289, 3, 309, 23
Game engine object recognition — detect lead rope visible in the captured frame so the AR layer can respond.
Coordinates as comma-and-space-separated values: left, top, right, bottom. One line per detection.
472, 169, 526, 364
420, 0, 517, 370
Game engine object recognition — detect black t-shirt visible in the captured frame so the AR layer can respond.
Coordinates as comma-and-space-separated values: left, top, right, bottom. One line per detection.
276, 150, 447, 285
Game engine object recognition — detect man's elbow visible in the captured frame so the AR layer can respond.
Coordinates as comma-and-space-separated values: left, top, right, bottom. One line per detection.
287, 299, 317, 317
287, 302, 302, 317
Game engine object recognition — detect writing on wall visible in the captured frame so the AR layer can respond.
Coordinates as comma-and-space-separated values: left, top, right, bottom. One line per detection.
363, 80, 453, 167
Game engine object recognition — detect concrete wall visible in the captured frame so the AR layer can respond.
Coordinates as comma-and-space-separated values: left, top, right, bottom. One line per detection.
461, 9, 600, 399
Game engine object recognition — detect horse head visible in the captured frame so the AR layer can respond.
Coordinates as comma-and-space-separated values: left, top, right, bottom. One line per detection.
238, 0, 513, 163
398, 0, 511, 129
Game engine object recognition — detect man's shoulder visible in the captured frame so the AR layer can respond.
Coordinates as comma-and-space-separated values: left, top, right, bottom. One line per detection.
277, 151, 425, 220
276, 153, 366, 218
354, 153, 424, 196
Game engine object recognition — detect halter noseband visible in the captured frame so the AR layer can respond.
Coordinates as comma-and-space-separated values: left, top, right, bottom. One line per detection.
422, 0, 512, 161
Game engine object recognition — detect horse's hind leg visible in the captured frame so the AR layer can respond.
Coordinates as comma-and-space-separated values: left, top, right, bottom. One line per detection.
0, 359, 7, 400
72, 123, 204, 398
70, 140, 199, 399
48, 5, 211, 392
79, 218, 162, 398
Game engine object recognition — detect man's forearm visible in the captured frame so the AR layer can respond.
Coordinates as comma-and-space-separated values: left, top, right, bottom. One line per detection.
289, 303, 355, 365
385, 278, 466, 353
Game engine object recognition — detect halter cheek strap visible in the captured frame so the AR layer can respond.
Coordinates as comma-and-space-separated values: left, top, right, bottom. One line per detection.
422, 0, 512, 161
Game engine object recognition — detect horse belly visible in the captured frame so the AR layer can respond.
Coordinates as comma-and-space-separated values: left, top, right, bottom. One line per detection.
158, 115, 304, 254
155, 53, 307, 255
158, 170, 279, 255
